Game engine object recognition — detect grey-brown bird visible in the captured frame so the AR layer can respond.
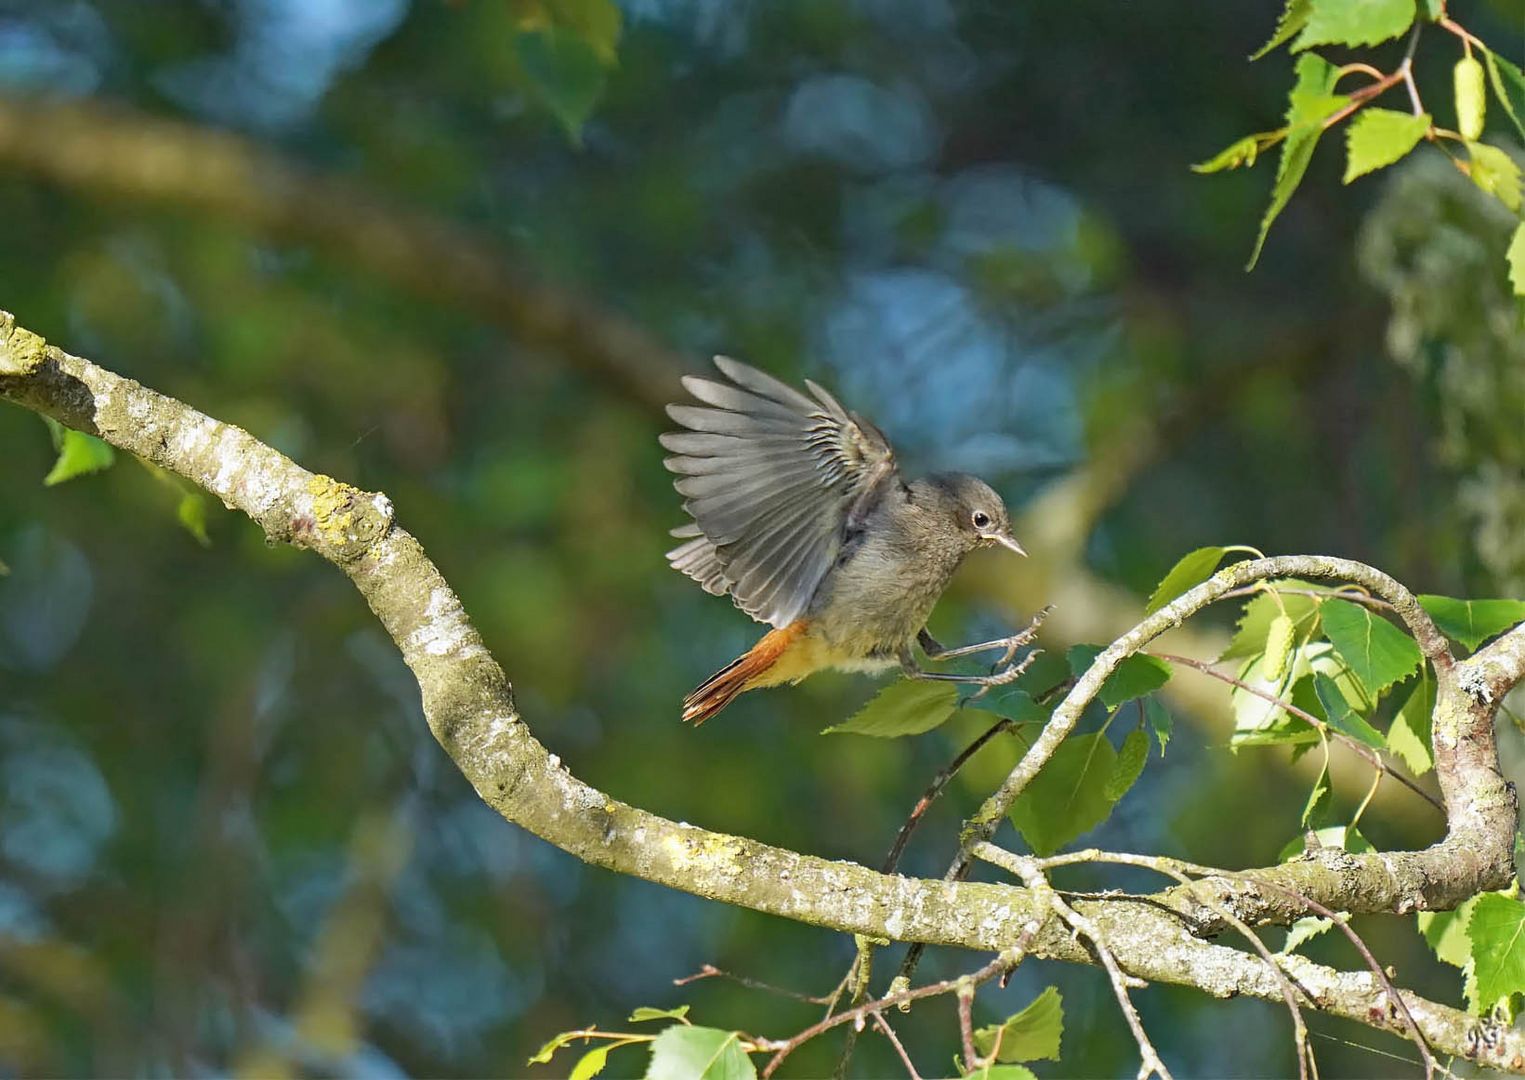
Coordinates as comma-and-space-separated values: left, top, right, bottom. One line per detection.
663, 357, 1040, 724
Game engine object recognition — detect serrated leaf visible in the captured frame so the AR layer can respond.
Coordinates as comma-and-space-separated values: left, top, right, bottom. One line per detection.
645, 1026, 756, 1080
1009, 733, 1119, 856
1419, 895, 1479, 969
1066, 646, 1172, 708
630, 1005, 691, 1023
1145, 696, 1172, 756
1388, 665, 1435, 775
1313, 671, 1385, 749
1253, 0, 1312, 60
516, 29, 607, 142
1249, 54, 1349, 268
40, 417, 115, 486
1484, 47, 1525, 142
1105, 729, 1150, 802
1280, 916, 1335, 954
1146, 546, 1228, 612
1221, 581, 1323, 660
1319, 597, 1421, 695
1508, 222, 1525, 297
1343, 108, 1430, 182
1469, 894, 1525, 1011
824, 680, 958, 737
1418, 594, 1525, 651
571, 1044, 612, 1080
1192, 136, 1273, 174
1466, 140, 1523, 212
972, 985, 1063, 1063
1293, 0, 1415, 50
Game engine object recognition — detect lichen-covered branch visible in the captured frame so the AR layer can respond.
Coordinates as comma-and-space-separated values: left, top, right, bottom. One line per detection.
4, 310, 1523, 1071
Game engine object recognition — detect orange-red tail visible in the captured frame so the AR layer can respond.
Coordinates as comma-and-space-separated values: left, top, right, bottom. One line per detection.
683, 621, 807, 724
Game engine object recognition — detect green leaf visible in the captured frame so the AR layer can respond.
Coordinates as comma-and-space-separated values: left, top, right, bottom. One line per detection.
965, 1066, 1038, 1080
1221, 581, 1323, 660
1466, 140, 1523, 212
1419, 895, 1479, 969
1230, 669, 1320, 748
176, 492, 212, 547
1145, 546, 1227, 612
1278, 825, 1373, 861
1301, 757, 1335, 827
1319, 597, 1421, 695
1469, 894, 1525, 1011
630, 1005, 691, 1023
1313, 671, 1385, 749
824, 680, 958, 737
1484, 47, 1525, 141
1192, 136, 1273, 174
571, 1044, 612, 1080
1145, 696, 1172, 757
972, 985, 1063, 1063
645, 1026, 756, 1080
1508, 222, 1525, 298
529, 1029, 589, 1065
1293, 0, 1416, 50
1105, 729, 1150, 802
1280, 916, 1335, 954
1009, 733, 1119, 856
1343, 108, 1431, 182
40, 417, 115, 486
1066, 646, 1172, 708
1252, 0, 1312, 60
1418, 594, 1525, 651
516, 29, 608, 142
1249, 54, 1350, 267
990, 690, 1051, 725
1388, 665, 1435, 775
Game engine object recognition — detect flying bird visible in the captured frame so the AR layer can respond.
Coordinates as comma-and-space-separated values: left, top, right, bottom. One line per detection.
663, 357, 1042, 724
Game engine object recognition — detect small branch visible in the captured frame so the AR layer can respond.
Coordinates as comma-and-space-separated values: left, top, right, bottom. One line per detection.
956, 983, 977, 1073
870, 1012, 922, 1080
1152, 651, 1443, 813
673, 963, 833, 1005
883, 716, 1014, 874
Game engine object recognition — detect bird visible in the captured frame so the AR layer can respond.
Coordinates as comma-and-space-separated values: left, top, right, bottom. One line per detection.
662, 356, 1043, 724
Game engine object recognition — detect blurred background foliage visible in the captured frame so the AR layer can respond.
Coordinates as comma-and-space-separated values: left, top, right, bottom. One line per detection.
0, 0, 1523, 1076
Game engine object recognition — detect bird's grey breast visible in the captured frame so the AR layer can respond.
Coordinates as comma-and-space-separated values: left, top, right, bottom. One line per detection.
807, 486, 966, 654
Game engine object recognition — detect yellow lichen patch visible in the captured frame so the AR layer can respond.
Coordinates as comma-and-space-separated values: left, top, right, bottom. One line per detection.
306, 473, 363, 546
0, 314, 47, 376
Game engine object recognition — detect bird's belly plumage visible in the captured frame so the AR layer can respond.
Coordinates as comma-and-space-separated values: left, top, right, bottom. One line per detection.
803, 534, 960, 662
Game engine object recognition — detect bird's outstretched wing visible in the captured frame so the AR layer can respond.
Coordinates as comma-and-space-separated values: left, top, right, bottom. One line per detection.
662, 356, 899, 628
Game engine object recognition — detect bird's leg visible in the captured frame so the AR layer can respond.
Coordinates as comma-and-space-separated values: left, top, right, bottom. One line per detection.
898, 642, 1044, 689
916, 605, 1054, 662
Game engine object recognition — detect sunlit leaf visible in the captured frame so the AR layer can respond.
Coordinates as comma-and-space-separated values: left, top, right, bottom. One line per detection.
1145, 546, 1227, 612
1221, 583, 1323, 660
1249, 53, 1348, 267
1066, 645, 1172, 708
645, 1026, 756, 1080
1009, 733, 1118, 856
965, 1066, 1038, 1080
1466, 140, 1523, 212
1278, 825, 1373, 861
1280, 916, 1334, 954
530, 1028, 592, 1065
1388, 665, 1435, 775
630, 1005, 691, 1023
1508, 222, 1525, 298
1191, 135, 1270, 174
1252, 0, 1312, 60
1469, 894, 1525, 1011
1104, 729, 1150, 803
1418, 594, 1525, 651
823, 680, 958, 737
1419, 895, 1479, 969
1343, 108, 1430, 183
1301, 755, 1334, 827
1484, 47, 1525, 141
1319, 597, 1421, 695
972, 985, 1063, 1063
1293, 0, 1415, 50
571, 1044, 612, 1080
40, 417, 115, 486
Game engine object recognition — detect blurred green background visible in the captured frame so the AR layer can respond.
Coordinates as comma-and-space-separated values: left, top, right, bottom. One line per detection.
1, 1, 1523, 1076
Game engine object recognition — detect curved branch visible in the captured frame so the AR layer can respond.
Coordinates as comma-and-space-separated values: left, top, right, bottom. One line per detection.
3, 311, 1522, 1072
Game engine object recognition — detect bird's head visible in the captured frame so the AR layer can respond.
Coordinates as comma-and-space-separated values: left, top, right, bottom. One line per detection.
930, 473, 1026, 557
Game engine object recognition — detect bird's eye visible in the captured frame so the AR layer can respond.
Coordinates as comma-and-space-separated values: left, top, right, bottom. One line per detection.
971, 511, 991, 530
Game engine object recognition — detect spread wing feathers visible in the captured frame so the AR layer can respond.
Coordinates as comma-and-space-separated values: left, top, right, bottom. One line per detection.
662, 356, 898, 628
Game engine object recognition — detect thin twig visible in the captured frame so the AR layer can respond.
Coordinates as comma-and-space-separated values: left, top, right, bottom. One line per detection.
1151, 652, 1444, 813
957, 983, 977, 1073
870, 1012, 922, 1080
882, 716, 1014, 874
674, 963, 833, 1005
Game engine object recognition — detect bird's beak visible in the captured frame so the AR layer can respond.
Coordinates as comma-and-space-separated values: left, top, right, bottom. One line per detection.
994, 531, 1027, 557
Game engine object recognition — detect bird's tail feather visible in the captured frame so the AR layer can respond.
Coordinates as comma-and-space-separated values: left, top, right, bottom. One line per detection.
682, 621, 807, 724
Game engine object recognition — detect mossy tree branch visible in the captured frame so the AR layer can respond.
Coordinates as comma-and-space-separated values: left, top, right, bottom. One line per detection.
4, 310, 1524, 1071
